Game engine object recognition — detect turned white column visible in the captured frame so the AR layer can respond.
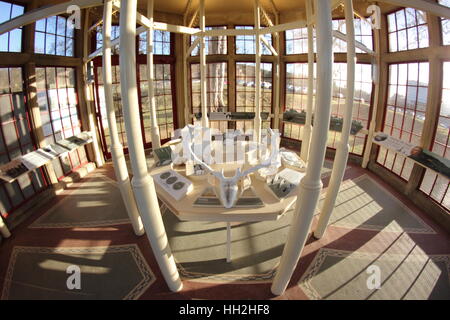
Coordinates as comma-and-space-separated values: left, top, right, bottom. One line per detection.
119, 0, 182, 292
253, 0, 262, 145
199, 0, 208, 127
314, 0, 356, 239
362, 61, 378, 168
146, 0, 161, 149
362, 34, 381, 168
300, 0, 314, 162
0, 216, 11, 238
182, 12, 191, 126
82, 9, 104, 168
103, 0, 144, 236
87, 93, 104, 168
271, 0, 333, 296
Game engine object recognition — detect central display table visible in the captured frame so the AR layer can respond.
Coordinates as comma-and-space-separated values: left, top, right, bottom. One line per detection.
149, 162, 301, 262
150, 162, 298, 222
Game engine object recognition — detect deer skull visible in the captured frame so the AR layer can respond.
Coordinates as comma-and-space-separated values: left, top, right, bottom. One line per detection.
185, 127, 280, 209
212, 168, 242, 209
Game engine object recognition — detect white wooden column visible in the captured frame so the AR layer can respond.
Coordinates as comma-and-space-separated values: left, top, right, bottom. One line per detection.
119, 0, 182, 292
0, 216, 11, 238
146, 0, 161, 149
82, 9, 104, 168
362, 30, 382, 168
253, 0, 262, 145
103, 0, 144, 236
272, 12, 281, 130
182, 11, 191, 126
300, 0, 314, 162
199, 0, 208, 127
226, 222, 232, 262
271, 0, 333, 296
182, 41, 190, 125
314, 0, 356, 239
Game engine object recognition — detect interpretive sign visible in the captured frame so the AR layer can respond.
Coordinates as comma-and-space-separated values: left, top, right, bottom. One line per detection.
193, 186, 264, 208
373, 132, 450, 179
0, 131, 93, 184
0, 158, 29, 183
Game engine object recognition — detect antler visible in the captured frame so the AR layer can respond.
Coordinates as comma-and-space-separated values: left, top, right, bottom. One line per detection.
186, 127, 280, 183
187, 141, 224, 180
238, 128, 280, 179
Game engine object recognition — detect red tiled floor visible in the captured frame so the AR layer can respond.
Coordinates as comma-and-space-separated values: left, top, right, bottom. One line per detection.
0, 160, 449, 300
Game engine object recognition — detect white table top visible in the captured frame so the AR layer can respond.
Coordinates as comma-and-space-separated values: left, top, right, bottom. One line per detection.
150, 162, 299, 222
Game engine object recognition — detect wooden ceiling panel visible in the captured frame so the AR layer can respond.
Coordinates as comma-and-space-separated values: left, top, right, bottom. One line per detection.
32, 0, 400, 19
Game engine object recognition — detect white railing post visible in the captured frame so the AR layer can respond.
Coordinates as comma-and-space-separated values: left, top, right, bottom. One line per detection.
362, 51, 381, 167
300, 0, 314, 162
253, 0, 262, 145
147, 0, 162, 149
199, 0, 209, 127
119, 0, 182, 292
271, 0, 333, 296
102, 0, 144, 236
314, 0, 356, 239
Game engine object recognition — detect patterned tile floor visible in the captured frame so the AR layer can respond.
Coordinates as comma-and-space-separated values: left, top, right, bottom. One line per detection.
0, 160, 449, 300
1, 245, 154, 299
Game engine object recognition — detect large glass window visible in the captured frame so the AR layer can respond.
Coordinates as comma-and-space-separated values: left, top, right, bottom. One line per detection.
190, 62, 228, 131
284, 62, 316, 112
94, 62, 176, 157
377, 62, 429, 180
332, 19, 373, 53
138, 30, 171, 55
283, 62, 372, 155
95, 25, 120, 54
283, 62, 316, 141
0, 68, 47, 217
235, 26, 272, 55
95, 28, 172, 56
0, 1, 24, 52
440, 0, 450, 45
190, 26, 227, 56
94, 65, 128, 153
419, 61, 450, 210
93, 25, 176, 158
286, 19, 372, 55
285, 27, 315, 55
235, 62, 272, 132
35, 16, 75, 56
387, 8, 428, 52
36, 67, 87, 178
138, 64, 174, 141
328, 63, 373, 155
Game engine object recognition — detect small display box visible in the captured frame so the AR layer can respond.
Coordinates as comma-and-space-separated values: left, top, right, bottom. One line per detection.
265, 168, 305, 199
195, 112, 270, 121
153, 169, 193, 201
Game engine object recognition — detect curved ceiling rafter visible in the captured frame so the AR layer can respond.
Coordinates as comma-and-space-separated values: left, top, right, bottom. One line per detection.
2, 0, 450, 37
0, 0, 103, 36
